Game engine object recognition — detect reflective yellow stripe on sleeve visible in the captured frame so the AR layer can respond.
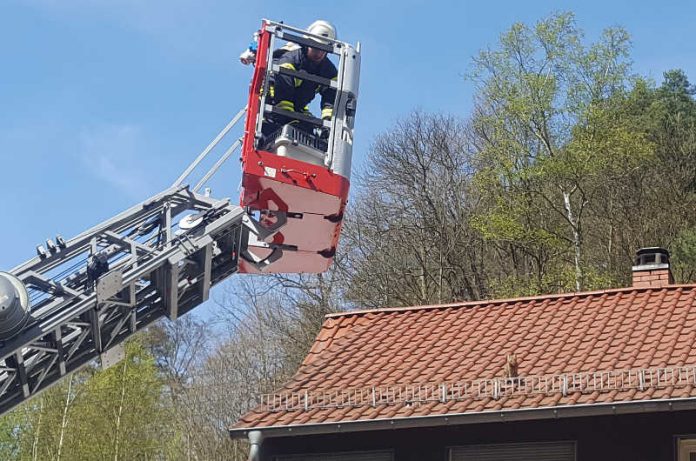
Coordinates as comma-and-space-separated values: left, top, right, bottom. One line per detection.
317, 76, 338, 93
278, 62, 301, 87
321, 107, 333, 119
276, 100, 295, 112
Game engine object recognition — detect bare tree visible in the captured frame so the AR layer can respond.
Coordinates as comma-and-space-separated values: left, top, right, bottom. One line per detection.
342, 111, 489, 307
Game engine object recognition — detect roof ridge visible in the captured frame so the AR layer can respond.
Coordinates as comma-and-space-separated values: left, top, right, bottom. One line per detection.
326, 284, 696, 319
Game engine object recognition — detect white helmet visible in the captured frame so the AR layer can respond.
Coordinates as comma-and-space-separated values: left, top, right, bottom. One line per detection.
306, 20, 337, 43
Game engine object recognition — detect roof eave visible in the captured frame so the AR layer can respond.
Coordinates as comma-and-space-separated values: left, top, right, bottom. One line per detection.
229, 396, 696, 440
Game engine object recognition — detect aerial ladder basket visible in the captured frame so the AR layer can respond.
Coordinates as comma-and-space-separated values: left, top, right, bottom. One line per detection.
239, 19, 361, 274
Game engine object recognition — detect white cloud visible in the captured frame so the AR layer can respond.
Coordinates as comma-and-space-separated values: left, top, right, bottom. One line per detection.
78, 124, 153, 200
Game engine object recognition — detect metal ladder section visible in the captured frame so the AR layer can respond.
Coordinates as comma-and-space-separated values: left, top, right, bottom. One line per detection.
0, 186, 252, 415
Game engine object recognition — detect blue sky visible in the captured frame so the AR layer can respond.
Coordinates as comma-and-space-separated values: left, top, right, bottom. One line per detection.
1, 0, 695, 302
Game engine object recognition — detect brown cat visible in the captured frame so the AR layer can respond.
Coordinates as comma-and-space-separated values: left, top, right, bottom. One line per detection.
503, 354, 519, 379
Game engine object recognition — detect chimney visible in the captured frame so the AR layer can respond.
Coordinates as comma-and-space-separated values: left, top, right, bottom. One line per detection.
632, 247, 674, 288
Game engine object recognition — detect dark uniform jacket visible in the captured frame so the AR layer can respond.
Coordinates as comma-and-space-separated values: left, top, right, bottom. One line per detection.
273, 47, 338, 120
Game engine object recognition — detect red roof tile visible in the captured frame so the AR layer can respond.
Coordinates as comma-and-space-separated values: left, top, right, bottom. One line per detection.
233, 285, 696, 432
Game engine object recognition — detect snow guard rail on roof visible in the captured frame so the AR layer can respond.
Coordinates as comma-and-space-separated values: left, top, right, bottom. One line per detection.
259, 364, 696, 412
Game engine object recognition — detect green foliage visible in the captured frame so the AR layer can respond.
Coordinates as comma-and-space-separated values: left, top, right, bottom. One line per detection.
0, 410, 27, 459
468, 11, 666, 291
0, 339, 177, 461
671, 228, 696, 282
471, 198, 562, 248
490, 265, 616, 299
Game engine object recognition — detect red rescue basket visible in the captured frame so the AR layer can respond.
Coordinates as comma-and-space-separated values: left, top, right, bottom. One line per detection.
238, 20, 361, 274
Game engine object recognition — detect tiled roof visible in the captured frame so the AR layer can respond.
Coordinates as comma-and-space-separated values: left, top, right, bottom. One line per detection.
232, 285, 696, 432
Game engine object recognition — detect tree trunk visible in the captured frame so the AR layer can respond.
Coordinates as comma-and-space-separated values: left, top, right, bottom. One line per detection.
113, 358, 129, 461
56, 373, 74, 461
562, 190, 583, 291
32, 397, 44, 461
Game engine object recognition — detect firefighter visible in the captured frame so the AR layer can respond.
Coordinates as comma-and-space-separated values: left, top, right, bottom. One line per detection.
240, 20, 338, 145
265, 20, 338, 141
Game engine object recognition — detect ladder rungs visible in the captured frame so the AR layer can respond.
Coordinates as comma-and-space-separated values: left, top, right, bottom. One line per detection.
271, 65, 337, 89
275, 31, 336, 54
264, 105, 329, 128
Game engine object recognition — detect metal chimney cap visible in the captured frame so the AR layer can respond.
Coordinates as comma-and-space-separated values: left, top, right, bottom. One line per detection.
636, 247, 670, 257
633, 247, 670, 270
